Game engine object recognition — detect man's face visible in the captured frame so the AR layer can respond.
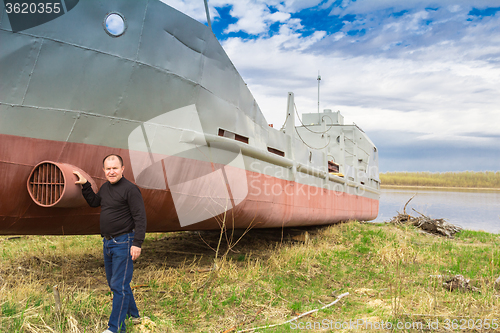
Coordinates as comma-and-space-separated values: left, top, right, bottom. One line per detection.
103, 157, 124, 184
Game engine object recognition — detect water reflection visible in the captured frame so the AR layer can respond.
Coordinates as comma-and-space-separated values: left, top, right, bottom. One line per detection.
374, 187, 500, 233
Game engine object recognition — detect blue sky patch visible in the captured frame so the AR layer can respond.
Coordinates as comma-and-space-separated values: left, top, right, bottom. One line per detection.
391, 10, 409, 18
268, 5, 279, 14
347, 28, 366, 37
468, 7, 500, 17
212, 6, 236, 35
268, 21, 281, 37
291, 7, 352, 37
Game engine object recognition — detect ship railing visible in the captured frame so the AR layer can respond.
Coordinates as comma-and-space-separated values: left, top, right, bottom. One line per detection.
204, 133, 380, 195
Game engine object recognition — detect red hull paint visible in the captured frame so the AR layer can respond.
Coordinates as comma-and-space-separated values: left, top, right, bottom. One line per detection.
0, 134, 378, 235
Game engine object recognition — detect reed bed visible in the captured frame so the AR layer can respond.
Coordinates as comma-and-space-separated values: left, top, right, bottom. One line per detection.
380, 171, 500, 188
1, 222, 500, 332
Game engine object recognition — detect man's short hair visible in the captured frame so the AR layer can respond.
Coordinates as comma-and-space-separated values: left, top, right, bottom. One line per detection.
103, 154, 124, 167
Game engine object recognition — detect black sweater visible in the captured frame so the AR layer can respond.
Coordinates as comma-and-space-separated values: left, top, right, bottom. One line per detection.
82, 177, 147, 248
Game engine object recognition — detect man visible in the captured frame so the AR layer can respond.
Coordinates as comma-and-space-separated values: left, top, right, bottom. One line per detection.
73, 154, 147, 333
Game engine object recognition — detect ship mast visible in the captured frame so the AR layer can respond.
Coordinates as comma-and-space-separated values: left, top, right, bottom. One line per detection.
317, 71, 321, 113
204, 0, 212, 31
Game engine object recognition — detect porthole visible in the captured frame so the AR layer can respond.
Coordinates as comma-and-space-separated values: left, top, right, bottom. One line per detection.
103, 12, 126, 37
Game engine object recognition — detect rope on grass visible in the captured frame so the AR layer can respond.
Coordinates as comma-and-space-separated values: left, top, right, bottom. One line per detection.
236, 292, 350, 333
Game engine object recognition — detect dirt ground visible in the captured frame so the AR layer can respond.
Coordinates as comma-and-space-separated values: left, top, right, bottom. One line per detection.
3, 225, 330, 293
137, 226, 322, 268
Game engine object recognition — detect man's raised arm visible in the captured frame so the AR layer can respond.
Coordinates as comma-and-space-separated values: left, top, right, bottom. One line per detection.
73, 171, 101, 207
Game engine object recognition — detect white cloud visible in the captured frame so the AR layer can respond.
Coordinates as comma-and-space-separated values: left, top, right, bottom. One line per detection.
223, 1, 291, 35
161, 0, 300, 35
275, 0, 323, 12
383, 10, 430, 34
447, 5, 462, 13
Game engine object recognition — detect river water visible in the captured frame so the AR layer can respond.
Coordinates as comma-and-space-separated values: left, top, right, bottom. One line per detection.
373, 187, 500, 233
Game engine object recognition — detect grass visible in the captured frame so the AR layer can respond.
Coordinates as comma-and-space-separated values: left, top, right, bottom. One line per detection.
1, 222, 500, 332
380, 171, 500, 188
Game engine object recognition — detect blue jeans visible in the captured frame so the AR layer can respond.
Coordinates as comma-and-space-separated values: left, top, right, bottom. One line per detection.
103, 232, 139, 333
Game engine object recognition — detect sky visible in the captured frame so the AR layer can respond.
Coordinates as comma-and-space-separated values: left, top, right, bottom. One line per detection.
160, 0, 500, 173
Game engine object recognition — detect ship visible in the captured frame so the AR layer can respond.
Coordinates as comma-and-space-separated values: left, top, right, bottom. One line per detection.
0, 0, 380, 235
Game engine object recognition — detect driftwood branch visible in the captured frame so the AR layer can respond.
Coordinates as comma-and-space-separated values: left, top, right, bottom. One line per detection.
236, 292, 349, 333
403, 194, 416, 215
388, 197, 462, 238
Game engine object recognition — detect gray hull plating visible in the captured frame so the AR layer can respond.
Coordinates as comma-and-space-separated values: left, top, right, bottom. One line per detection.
1, 0, 266, 146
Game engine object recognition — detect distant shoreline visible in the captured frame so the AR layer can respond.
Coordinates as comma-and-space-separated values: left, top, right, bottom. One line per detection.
381, 185, 500, 191
379, 171, 500, 189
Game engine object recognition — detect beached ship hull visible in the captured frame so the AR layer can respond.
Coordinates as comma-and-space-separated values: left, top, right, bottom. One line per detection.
0, 0, 379, 235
